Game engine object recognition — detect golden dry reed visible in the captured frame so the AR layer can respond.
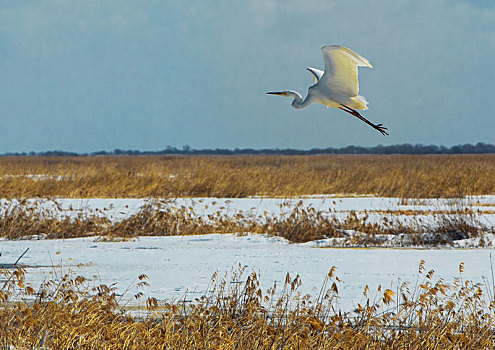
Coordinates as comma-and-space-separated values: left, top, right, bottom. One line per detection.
0, 154, 495, 198
1, 263, 495, 349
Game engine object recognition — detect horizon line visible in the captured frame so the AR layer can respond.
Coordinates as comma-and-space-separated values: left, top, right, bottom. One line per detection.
1, 142, 495, 156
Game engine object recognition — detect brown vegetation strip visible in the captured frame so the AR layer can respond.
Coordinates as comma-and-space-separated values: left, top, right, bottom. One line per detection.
0, 154, 495, 198
2, 263, 495, 348
1, 200, 491, 246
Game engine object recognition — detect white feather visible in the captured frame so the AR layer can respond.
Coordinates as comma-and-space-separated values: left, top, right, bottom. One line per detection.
320, 45, 372, 97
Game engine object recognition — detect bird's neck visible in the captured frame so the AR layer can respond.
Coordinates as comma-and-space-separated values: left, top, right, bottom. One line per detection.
291, 92, 312, 110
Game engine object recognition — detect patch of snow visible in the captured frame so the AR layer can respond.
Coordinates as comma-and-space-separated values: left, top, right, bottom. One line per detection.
0, 174, 64, 181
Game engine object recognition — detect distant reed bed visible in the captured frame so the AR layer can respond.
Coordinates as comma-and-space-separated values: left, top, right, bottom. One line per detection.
0, 154, 494, 198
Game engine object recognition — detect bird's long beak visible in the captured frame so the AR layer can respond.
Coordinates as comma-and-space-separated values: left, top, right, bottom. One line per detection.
266, 91, 288, 96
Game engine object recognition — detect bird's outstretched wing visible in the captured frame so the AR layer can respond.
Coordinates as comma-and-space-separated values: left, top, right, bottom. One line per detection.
306, 67, 324, 83
320, 45, 372, 97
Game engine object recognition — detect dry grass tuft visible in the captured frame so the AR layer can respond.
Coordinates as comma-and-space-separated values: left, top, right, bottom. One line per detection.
0, 199, 108, 239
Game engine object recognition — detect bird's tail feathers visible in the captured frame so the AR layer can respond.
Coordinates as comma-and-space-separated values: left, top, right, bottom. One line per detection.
350, 95, 369, 110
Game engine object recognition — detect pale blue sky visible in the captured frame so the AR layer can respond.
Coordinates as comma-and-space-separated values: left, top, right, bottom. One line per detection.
0, 0, 494, 152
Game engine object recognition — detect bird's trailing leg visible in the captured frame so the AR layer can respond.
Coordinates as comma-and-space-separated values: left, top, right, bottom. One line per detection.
339, 105, 389, 136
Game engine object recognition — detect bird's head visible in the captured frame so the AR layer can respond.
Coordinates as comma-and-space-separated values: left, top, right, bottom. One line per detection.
267, 90, 304, 109
266, 91, 300, 99
266, 90, 304, 109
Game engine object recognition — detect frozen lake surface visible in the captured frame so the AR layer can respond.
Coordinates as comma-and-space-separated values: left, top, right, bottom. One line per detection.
2, 234, 495, 311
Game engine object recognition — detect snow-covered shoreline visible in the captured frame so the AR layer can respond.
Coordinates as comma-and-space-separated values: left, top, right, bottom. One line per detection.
2, 196, 494, 247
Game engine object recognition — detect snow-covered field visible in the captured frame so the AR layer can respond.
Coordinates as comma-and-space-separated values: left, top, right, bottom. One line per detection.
1, 234, 495, 311
1, 196, 495, 311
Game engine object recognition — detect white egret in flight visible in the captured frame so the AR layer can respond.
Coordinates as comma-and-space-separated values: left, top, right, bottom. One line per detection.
267, 45, 388, 135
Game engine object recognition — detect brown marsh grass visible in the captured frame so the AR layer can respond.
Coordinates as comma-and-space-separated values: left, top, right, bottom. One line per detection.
0, 199, 491, 247
1, 262, 495, 348
0, 154, 495, 198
